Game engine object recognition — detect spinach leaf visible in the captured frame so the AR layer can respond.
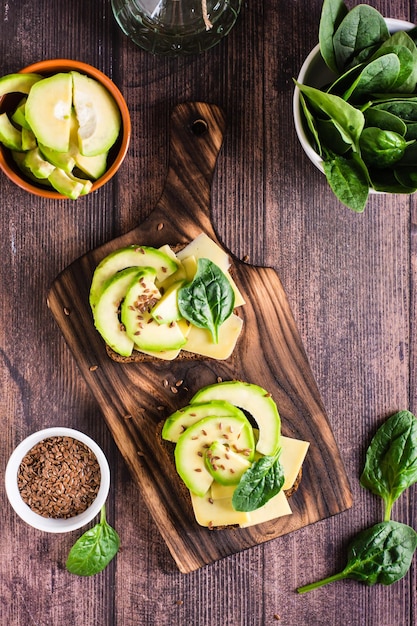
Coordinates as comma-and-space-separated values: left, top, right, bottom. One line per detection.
319, 0, 348, 73
369, 167, 417, 194
295, 81, 364, 149
322, 153, 369, 212
232, 451, 284, 512
360, 410, 417, 521
333, 5, 389, 71
373, 99, 417, 122
297, 521, 417, 593
299, 92, 323, 156
66, 505, 120, 576
363, 108, 407, 136
359, 127, 408, 168
316, 118, 351, 154
377, 32, 417, 92
394, 167, 417, 188
177, 258, 235, 343
343, 53, 401, 102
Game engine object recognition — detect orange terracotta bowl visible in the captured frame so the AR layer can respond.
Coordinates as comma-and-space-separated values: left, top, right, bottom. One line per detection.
0, 59, 131, 199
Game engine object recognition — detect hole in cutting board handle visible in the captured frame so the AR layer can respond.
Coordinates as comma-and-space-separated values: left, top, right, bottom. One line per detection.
191, 118, 208, 136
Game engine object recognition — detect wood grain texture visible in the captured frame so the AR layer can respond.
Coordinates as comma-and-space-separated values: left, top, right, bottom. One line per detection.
47, 102, 352, 572
1, 0, 415, 623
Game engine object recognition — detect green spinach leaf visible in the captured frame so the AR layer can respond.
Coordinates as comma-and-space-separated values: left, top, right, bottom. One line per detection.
177, 258, 235, 343
319, 0, 348, 73
322, 153, 369, 212
363, 107, 407, 136
297, 521, 417, 593
359, 127, 408, 168
295, 81, 364, 149
343, 53, 401, 102
66, 505, 120, 576
360, 410, 417, 521
232, 451, 284, 512
333, 5, 389, 71
380, 30, 417, 93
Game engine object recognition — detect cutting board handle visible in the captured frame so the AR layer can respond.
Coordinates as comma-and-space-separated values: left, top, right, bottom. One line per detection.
150, 102, 227, 241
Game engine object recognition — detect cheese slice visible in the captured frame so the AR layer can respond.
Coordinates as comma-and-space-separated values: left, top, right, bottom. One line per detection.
193, 434, 309, 528
190, 491, 250, 527
280, 436, 310, 490
183, 313, 243, 360
176, 233, 230, 270
240, 489, 292, 527
191, 484, 292, 528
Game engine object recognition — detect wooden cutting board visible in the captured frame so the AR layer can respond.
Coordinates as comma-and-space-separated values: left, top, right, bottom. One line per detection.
47, 101, 352, 573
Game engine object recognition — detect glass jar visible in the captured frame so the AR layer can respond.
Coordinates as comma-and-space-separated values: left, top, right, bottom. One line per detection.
111, 0, 242, 56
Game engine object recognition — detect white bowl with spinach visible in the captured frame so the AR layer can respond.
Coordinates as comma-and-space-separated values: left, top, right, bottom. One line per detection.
293, 0, 417, 212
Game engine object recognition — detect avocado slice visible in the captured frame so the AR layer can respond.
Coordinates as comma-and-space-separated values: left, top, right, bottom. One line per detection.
190, 381, 281, 456
0, 112, 22, 150
162, 399, 250, 443
21, 128, 37, 151
24, 147, 55, 179
71, 71, 121, 157
121, 271, 187, 352
174, 414, 255, 496
0, 73, 42, 97
150, 280, 184, 325
205, 440, 251, 486
89, 245, 179, 310
48, 168, 86, 199
93, 267, 144, 356
11, 98, 31, 130
25, 73, 73, 152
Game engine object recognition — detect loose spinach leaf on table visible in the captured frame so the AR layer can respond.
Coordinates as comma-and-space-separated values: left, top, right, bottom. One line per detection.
66, 505, 120, 576
232, 450, 284, 512
360, 410, 417, 521
178, 257, 235, 344
297, 521, 417, 593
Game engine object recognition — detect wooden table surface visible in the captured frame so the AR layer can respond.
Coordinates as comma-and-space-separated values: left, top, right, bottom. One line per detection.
1, 1, 415, 625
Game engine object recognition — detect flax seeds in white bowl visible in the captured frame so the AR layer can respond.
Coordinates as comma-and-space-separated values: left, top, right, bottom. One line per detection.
5, 427, 110, 533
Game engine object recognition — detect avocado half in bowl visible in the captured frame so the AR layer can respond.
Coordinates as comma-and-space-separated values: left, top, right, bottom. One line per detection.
0, 59, 131, 199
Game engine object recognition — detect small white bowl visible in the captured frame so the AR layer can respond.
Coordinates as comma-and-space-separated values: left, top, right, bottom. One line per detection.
293, 18, 415, 173
5, 427, 110, 533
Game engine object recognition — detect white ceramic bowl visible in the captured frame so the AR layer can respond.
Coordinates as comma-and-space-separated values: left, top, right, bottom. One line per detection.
293, 18, 415, 173
5, 427, 110, 533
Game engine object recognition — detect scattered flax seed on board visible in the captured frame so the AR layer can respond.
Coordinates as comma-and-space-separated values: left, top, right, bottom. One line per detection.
17, 436, 101, 519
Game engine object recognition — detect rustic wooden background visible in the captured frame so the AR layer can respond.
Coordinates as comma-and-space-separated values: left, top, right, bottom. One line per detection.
1, 0, 416, 624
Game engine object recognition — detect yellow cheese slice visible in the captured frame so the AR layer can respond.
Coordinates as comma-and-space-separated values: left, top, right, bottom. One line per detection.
181, 255, 197, 280
190, 491, 250, 527
191, 483, 292, 528
183, 313, 243, 360
239, 489, 292, 528
176, 233, 231, 270
280, 436, 310, 490
210, 482, 236, 500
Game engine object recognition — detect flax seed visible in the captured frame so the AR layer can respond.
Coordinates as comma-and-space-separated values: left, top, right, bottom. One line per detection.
17, 436, 101, 519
